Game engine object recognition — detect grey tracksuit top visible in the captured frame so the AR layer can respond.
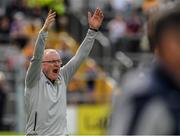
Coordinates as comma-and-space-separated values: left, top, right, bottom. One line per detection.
25, 29, 98, 135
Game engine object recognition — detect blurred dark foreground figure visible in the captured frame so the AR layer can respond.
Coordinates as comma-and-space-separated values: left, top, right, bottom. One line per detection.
0, 72, 9, 130
109, 6, 180, 135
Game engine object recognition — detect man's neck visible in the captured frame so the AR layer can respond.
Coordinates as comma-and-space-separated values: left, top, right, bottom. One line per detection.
43, 72, 56, 85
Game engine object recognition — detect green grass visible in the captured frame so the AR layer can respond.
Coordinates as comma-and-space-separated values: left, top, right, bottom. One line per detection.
0, 132, 24, 136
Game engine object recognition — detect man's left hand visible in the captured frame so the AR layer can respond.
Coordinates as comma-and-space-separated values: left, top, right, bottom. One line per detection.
88, 8, 104, 30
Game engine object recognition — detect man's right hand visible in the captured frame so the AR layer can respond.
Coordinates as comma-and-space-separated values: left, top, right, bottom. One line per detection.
41, 10, 56, 32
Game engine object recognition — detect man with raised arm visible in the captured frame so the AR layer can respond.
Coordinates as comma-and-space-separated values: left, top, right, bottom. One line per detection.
25, 8, 104, 135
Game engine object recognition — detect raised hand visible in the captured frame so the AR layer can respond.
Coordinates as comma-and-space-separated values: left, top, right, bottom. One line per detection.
88, 8, 104, 30
42, 10, 56, 32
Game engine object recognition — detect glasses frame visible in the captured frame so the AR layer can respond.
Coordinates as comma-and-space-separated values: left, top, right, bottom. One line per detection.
42, 59, 62, 65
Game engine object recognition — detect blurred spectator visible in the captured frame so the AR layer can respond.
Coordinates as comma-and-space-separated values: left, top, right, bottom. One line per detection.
57, 15, 69, 32
140, 12, 153, 52
22, 39, 34, 69
58, 40, 73, 66
133, 0, 144, 9
24, 18, 42, 38
86, 67, 97, 93
109, 5, 180, 135
7, 43, 26, 71
6, 0, 29, 19
0, 15, 11, 43
107, 15, 126, 54
10, 12, 28, 49
85, 59, 98, 103
126, 12, 142, 36
0, 71, 9, 130
142, 0, 160, 13
107, 15, 126, 44
125, 12, 143, 52
68, 77, 84, 104
10, 12, 25, 34
110, 0, 129, 13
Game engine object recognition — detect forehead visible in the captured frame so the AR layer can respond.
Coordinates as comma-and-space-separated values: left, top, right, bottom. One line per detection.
43, 50, 60, 60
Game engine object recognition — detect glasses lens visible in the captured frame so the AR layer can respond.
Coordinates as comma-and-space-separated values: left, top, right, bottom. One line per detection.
43, 60, 62, 64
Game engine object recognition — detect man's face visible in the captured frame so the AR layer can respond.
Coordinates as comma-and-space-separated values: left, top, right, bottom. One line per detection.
42, 50, 62, 81
156, 28, 180, 76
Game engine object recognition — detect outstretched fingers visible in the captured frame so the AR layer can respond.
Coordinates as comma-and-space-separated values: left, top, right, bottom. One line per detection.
93, 8, 99, 18
96, 7, 101, 16
42, 10, 56, 31
47, 11, 56, 20
87, 7, 104, 30
46, 11, 56, 24
99, 9, 104, 19
48, 9, 52, 16
94, 8, 104, 21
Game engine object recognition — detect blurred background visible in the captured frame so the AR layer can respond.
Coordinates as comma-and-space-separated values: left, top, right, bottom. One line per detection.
0, 0, 178, 135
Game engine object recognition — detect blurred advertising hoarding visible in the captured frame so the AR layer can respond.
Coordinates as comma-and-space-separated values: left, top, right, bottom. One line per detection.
67, 104, 110, 135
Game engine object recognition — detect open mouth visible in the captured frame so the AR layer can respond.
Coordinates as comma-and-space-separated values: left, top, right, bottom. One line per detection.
53, 69, 59, 74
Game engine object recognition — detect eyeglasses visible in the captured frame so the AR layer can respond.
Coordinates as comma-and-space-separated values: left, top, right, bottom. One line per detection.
42, 59, 62, 64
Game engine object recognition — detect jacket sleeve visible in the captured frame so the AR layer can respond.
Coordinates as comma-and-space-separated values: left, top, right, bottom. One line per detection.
61, 29, 98, 85
25, 31, 48, 88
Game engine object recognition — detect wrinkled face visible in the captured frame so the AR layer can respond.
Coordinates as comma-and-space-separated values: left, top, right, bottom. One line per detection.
42, 49, 62, 81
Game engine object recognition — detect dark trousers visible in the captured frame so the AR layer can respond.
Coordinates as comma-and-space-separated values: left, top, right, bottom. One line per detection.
0, 91, 6, 130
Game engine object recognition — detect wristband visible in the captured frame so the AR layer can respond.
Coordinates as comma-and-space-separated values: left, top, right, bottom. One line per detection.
89, 28, 98, 32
